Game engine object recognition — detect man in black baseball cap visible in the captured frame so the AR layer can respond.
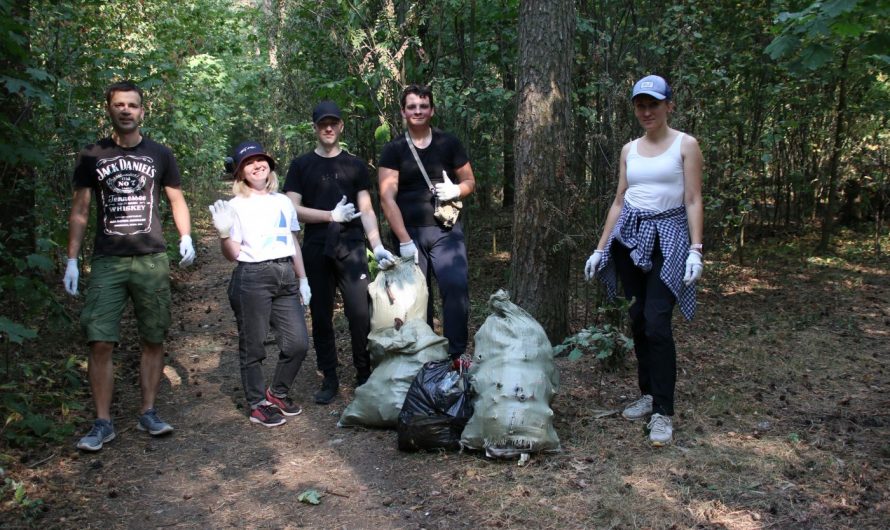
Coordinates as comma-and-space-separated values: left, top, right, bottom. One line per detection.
282, 101, 395, 403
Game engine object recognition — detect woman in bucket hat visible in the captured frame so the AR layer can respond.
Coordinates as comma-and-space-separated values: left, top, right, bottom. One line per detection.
584, 75, 704, 446
210, 141, 312, 427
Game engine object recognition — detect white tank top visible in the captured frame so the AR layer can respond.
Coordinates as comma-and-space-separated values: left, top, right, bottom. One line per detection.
624, 132, 685, 212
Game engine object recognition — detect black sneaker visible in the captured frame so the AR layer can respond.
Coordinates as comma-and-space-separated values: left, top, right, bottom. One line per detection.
355, 369, 371, 387
265, 389, 302, 416
249, 403, 287, 427
314, 376, 339, 404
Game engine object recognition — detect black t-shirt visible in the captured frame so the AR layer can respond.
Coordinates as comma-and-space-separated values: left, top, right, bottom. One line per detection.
72, 137, 182, 256
378, 129, 469, 227
282, 150, 371, 245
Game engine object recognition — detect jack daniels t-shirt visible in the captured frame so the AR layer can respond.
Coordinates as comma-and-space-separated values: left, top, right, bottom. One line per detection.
72, 137, 182, 256
282, 151, 371, 246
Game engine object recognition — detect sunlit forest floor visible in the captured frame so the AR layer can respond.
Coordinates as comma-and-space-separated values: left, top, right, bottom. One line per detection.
2, 211, 888, 529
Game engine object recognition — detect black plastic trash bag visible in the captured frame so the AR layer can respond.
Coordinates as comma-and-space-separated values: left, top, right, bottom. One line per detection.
397, 360, 474, 451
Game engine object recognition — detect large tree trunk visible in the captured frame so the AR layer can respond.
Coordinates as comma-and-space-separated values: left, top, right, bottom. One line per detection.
509, 0, 574, 343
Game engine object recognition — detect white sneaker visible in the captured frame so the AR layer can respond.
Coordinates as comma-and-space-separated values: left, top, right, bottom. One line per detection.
621, 394, 653, 420
647, 413, 673, 446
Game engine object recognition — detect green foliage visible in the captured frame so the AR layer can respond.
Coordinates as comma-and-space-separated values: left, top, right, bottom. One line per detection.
555, 322, 634, 370
2, 473, 45, 521
1, 356, 83, 448
766, 0, 890, 71
0, 239, 69, 349
556, 299, 634, 370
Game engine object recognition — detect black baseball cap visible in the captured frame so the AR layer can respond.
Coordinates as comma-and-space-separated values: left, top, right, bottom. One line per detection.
312, 101, 342, 124
231, 141, 275, 177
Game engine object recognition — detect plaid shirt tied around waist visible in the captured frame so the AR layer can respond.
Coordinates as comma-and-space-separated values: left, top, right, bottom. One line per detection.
595, 204, 696, 320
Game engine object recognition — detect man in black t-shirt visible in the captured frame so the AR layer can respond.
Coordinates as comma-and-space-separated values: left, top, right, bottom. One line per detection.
378, 84, 476, 360
283, 101, 394, 404
64, 80, 195, 451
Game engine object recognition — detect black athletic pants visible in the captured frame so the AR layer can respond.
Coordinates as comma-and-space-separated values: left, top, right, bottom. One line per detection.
403, 222, 470, 358
302, 241, 371, 379
611, 239, 677, 416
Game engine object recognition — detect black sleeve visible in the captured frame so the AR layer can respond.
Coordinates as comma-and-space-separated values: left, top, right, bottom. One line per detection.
282, 158, 301, 194
355, 159, 371, 191
378, 138, 403, 170
72, 149, 94, 189
159, 145, 182, 188
449, 135, 470, 169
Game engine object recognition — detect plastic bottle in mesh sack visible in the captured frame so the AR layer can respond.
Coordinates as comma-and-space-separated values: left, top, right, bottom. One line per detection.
460, 290, 560, 458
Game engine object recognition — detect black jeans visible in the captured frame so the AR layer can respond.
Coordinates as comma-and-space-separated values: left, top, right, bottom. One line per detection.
228, 260, 309, 407
611, 240, 677, 416
302, 241, 371, 379
403, 222, 470, 358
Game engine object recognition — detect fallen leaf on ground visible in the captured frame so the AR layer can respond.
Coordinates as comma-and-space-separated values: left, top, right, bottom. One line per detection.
297, 489, 322, 505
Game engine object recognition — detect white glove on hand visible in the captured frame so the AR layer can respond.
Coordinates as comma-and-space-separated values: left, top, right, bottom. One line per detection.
331, 195, 361, 223
683, 250, 703, 286
584, 250, 603, 281
434, 171, 461, 201
209, 199, 235, 238
179, 234, 196, 267
299, 277, 312, 306
399, 240, 419, 264
373, 245, 396, 270
63, 258, 79, 296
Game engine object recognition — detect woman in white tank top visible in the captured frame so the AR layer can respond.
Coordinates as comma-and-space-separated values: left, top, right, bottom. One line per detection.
582, 75, 704, 447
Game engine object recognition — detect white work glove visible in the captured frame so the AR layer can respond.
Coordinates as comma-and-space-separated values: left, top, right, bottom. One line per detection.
584, 250, 603, 281
331, 195, 361, 223
373, 245, 396, 270
683, 250, 703, 286
299, 277, 312, 306
63, 258, 79, 296
399, 240, 419, 264
434, 171, 461, 201
209, 199, 235, 238
179, 234, 196, 267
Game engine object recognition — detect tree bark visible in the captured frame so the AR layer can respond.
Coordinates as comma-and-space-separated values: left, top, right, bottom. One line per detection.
817, 47, 850, 253
509, 0, 574, 343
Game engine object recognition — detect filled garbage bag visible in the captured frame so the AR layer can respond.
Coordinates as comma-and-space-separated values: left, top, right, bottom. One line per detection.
368, 257, 429, 332
397, 360, 474, 451
460, 290, 560, 458
338, 319, 448, 428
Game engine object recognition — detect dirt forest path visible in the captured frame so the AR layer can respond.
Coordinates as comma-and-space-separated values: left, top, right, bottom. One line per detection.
22, 227, 890, 529
54, 234, 455, 529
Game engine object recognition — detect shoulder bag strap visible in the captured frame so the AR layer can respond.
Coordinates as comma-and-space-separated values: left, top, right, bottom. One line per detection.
405, 131, 435, 192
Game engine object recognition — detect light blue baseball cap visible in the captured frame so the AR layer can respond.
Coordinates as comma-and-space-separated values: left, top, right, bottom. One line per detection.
632, 75, 672, 101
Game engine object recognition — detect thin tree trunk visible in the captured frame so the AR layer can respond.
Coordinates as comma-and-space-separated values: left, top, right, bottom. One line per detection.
817, 48, 850, 253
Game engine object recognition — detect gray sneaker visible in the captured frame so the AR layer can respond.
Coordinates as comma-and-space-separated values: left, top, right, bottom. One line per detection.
137, 408, 174, 436
76, 419, 115, 451
621, 394, 653, 420
647, 413, 673, 446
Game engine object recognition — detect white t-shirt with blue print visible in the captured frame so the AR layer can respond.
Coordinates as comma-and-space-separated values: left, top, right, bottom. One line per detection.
228, 192, 300, 263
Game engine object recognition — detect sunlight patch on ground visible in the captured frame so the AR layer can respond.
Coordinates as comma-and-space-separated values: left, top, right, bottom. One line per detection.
163, 365, 182, 387
686, 499, 766, 530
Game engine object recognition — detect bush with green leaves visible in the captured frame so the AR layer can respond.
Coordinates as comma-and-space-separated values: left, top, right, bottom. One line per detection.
554, 323, 634, 370
554, 299, 635, 371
